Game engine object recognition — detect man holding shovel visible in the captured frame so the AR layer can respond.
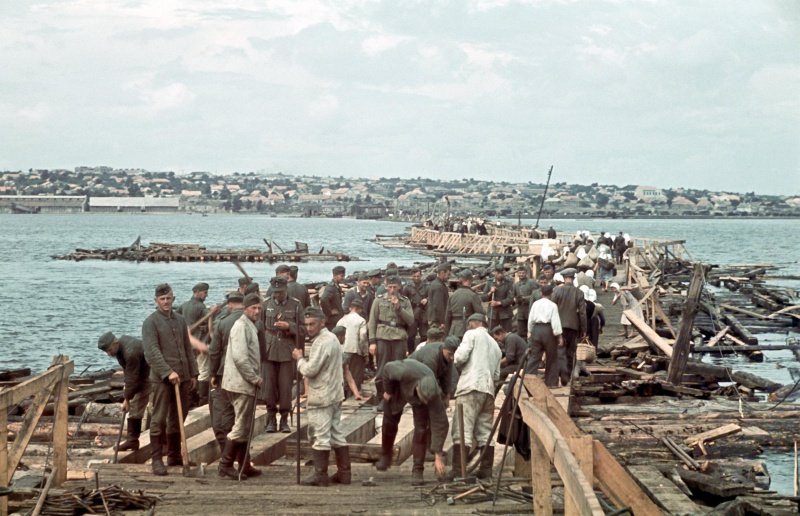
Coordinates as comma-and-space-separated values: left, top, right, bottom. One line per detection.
142, 283, 198, 476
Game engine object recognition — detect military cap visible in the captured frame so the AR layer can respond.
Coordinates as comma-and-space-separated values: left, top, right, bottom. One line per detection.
541, 283, 554, 296
238, 277, 252, 287
542, 264, 554, 270
357, 273, 368, 281
386, 268, 399, 277
275, 264, 291, 274
416, 375, 441, 404
243, 293, 261, 308
155, 283, 172, 296
494, 264, 505, 272
386, 276, 402, 286
332, 326, 347, 338
436, 263, 451, 273
516, 264, 528, 271
367, 269, 382, 278
467, 313, 486, 324
97, 332, 116, 351
426, 326, 445, 340
560, 268, 577, 278
386, 262, 398, 269
443, 336, 460, 352
304, 306, 325, 319
244, 282, 260, 295
458, 269, 474, 280
332, 265, 346, 275
192, 282, 209, 292
491, 325, 506, 335
289, 265, 299, 276
349, 297, 364, 308
270, 276, 288, 292
409, 267, 420, 274
227, 292, 244, 303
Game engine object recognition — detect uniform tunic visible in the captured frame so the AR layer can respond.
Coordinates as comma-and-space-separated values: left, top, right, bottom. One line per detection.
222, 315, 261, 441
208, 308, 242, 449
319, 281, 344, 329
260, 296, 304, 413
288, 281, 310, 308
551, 284, 587, 385
112, 335, 151, 419
444, 287, 484, 339
482, 277, 514, 331
368, 293, 415, 395
409, 342, 458, 398
513, 278, 537, 340
426, 277, 449, 328
179, 297, 210, 381
342, 288, 374, 318
403, 279, 429, 348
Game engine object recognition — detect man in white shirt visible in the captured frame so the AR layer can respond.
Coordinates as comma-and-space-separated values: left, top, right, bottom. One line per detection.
337, 298, 369, 399
526, 283, 563, 387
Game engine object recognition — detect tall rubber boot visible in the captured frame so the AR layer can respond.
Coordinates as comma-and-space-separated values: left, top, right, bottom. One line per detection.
236, 440, 262, 477
301, 449, 330, 486
150, 434, 167, 476
411, 441, 426, 486
447, 444, 469, 481
197, 380, 209, 406
166, 433, 182, 466
329, 446, 351, 484
476, 446, 495, 479
116, 418, 142, 452
375, 425, 396, 471
218, 439, 244, 480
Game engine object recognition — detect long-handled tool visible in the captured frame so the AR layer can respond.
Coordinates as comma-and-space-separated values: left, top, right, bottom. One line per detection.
112, 408, 127, 464
295, 366, 302, 484
173, 383, 200, 477
239, 383, 259, 481
457, 403, 467, 480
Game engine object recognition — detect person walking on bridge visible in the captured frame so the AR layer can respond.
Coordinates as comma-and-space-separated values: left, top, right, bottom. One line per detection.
445, 270, 484, 339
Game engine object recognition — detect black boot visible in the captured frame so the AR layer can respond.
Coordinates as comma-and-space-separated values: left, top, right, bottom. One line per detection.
375, 424, 396, 471
236, 441, 261, 477
265, 412, 277, 433
411, 441, 426, 486
476, 446, 494, 480
218, 439, 245, 480
150, 434, 167, 476
116, 418, 142, 452
301, 449, 330, 486
279, 412, 291, 433
448, 444, 469, 481
166, 433, 182, 466
329, 447, 351, 485
197, 380, 209, 406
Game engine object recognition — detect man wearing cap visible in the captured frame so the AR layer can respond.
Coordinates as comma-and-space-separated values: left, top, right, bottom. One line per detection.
482, 264, 514, 332
287, 265, 310, 308
551, 268, 587, 386
513, 267, 537, 341
98, 332, 150, 452
366, 269, 382, 297
450, 313, 501, 480
178, 282, 212, 406
343, 273, 374, 318
375, 359, 449, 484
410, 333, 458, 402
208, 292, 243, 453
338, 298, 368, 399
426, 264, 451, 330
445, 270, 484, 340
491, 326, 528, 386
320, 265, 346, 330
528, 284, 563, 386
219, 293, 263, 480
368, 276, 414, 411
547, 225, 557, 239
141, 283, 198, 476
261, 276, 304, 433
402, 268, 429, 355
292, 307, 351, 487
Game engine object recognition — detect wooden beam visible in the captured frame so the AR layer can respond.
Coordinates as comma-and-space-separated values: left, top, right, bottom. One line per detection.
50, 357, 73, 486
652, 295, 677, 338
0, 392, 7, 516
0, 365, 61, 410
667, 263, 705, 385
707, 326, 730, 347
530, 431, 553, 516
685, 423, 741, 447
624, 309, 674, 357
566, 436, 594, 516
7, 387, 51, 477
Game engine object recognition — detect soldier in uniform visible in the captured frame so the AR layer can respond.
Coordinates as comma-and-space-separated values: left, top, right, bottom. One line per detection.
482, 265, 514, 332
551, 268, 587, 386
366, 269, 382, 297
490, 326, 528, 386
319, 265, 346, 330
215, 277, 250, 322
402, 268, 429, 355
368, 275, 414, 411
261, 277, 304, 433
288, 265, 310, 308
179, 282, 211, 406
343, 273, 374, 317
426, 263, 451, 330
444, 270, 484, 339
141, 283, 198, 476
209, 292, 243, 453
97, 332, 150, 452
513, 266, 538, 341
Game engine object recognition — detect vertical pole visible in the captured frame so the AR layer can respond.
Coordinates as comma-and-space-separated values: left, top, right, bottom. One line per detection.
51, 357, 71, 486
667, 264, 705, 385
1, 396, 8, 516
530, 431, 552, 516
565, 436, 594, 516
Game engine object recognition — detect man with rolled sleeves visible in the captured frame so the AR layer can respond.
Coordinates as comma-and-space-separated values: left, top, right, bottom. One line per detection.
208, 292, 242, 453
179, 282, 211, 406
261, 276, 304, 433
98, 332, 150, 452
288, 265, 311, 308
403, 268, 429, 355
293, 307, 351, 486
445, 270, 484, 339
512, 266, 537, 341
219, 293, 263, 480
426, 264, 451, 331
338, 298, 368, 398
551, 268, 587, 386
141, 283, 198, 476
368, 275, 414, 412
482, 264, 514, 332
450, 314, 502, 480
526, 283, 563, 387
320, 265, 346, 330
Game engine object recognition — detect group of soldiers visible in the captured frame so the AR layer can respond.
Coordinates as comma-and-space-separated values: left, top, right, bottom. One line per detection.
97, 255, 596, 487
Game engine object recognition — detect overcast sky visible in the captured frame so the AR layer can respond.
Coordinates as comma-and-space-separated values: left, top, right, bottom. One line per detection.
1, 1, 798, 194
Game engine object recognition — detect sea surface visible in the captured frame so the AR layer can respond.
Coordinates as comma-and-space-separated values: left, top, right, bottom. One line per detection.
1, 214, 798, 493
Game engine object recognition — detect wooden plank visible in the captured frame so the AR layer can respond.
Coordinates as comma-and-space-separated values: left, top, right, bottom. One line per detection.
667, 263, 705, 384
627, 465, 702, 514
707, 326, 730, 347
0, 394, 7, 516
530, 431, 553, 516
7, 387, 51, 477
185, 408, 268, 465
0, 365, 61, 410
652, 296, 677, 338
367, 406, 415, 466
566, 436, 593, 516
624, 309, 674, 357
51, 357, 73, 486
685, 423, 741, 447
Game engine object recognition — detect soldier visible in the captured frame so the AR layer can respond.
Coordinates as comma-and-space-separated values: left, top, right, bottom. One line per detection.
219, 293, 263, 480
179, 282, 211, 406
215, 277, 250, 322
261, 277, 304, 433
293, 307, 351, 486
402, 268, 429, 355
551, 268, 587, 386
288, 265, 311, 308
444, 270, 484, 339
209, 292, 243, 453
366, 269, 382, 297
376, 359, 449, 485
343, 273, 374, 317
97, 332, 150, 452
527, 283, 563, 386
141, 283, 198, 476
546, 225, 557, 239
482, 264, 514, 332
319, 265, 345, 330
513, 266, 537, 341
490, 326, 528, 386
542, 263, 555, 284
338, 298, 368, 399
450, 314, 501, 480
426, 263, 451, 330
368, 275, 414, 411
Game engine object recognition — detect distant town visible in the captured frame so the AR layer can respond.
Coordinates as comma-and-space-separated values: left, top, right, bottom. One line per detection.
1, 166, 798, 219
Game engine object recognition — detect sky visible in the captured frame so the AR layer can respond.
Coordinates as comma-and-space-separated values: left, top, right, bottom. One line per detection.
1, 1, 798, 195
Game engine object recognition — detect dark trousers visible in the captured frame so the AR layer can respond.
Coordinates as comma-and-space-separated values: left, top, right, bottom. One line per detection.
149, 380, 191, 438
382, 403, 431, 469
558, 328, 579, 386
516, 317, 529, 341
588, 316, 601, 347
263, 360, 295, 414
210, 387, 235, 450
488, 315, 513, 333
527, 324, 559, 387
375, 339, 406, 397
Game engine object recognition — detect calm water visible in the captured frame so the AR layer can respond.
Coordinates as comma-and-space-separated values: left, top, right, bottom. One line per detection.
1, 214, 798, 492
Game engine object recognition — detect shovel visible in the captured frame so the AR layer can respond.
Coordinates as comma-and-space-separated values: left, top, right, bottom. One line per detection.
112, 408, 127, 464
174, 383, 201, 477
